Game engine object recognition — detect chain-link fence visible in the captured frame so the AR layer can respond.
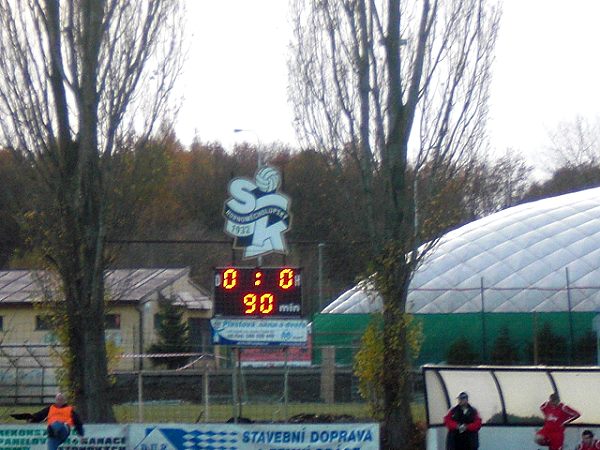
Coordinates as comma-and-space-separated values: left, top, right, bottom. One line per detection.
0, 342, 424, 423
113, 344, 369, 423
0, 344, 61, 405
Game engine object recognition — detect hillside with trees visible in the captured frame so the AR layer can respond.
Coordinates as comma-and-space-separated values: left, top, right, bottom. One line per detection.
3, 122, 599, 317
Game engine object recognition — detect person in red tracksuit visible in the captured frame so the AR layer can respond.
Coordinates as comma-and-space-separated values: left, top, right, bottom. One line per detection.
535, 393, 580, 450
444, 391, 482, 450
575, 430, 600, 450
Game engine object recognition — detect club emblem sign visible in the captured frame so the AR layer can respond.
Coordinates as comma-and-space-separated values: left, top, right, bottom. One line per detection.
223, 166, 292, 259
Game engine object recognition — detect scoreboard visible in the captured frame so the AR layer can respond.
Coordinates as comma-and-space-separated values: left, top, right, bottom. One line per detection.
213, 267, 302, 317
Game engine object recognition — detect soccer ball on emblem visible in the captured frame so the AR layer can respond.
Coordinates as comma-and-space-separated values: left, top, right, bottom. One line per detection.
255, 166, 280, 193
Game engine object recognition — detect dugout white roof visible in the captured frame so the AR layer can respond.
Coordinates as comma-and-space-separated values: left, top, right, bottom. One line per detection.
423, 365, 600, 426
323, 187, 600, 314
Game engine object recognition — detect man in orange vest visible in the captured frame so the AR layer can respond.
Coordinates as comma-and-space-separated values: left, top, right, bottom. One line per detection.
13, 392, 84, 450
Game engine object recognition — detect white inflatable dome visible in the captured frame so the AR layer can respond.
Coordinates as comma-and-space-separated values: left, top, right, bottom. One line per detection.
322, 187, 600, 314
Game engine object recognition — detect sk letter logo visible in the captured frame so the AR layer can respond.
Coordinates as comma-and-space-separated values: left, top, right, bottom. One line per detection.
223, 166, 291, 258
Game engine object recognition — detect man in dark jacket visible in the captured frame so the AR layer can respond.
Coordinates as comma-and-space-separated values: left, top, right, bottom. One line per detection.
12, 392, 84, 450
443, 391, 482, 450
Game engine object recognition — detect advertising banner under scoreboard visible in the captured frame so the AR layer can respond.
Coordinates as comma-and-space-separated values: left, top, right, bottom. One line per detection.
0, 423, 379, 450
240, 332, 312, 367
211, 318, 309, 346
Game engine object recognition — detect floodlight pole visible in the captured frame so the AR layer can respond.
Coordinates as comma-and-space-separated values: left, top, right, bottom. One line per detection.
318, 243, 325, 310
233, 128, 263, 266
233, 128, 263, 168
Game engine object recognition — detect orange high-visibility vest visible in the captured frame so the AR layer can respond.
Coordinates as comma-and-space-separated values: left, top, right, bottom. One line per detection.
48, 405, 74, 427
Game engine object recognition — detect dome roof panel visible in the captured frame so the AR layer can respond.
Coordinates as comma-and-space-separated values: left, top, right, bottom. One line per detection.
525, 238, 564, 260
578, 247, 600, 271
323, 187, 600, 314
500, 250, 541, 275
551, 228, 587, 248
488, 291, 540, 312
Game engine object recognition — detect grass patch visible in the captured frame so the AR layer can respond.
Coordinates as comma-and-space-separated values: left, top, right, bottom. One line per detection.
1, 401, 425, 424
114, 401, 373, 423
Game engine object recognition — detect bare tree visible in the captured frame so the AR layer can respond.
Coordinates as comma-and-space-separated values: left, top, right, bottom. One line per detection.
546, 116, 600, 168
463, 150, 532, 217
289, 0, 500, 448
0, 0, 184, 421
520, 116, 600, 201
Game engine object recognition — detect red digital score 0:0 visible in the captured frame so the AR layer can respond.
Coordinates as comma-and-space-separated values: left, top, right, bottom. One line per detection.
213, 267, 302, 317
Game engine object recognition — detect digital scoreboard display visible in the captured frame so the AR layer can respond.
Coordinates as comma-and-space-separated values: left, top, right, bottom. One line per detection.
213, 267, 302, 317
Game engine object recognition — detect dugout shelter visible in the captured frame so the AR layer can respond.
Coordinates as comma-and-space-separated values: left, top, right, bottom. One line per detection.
423, 364, 600, 450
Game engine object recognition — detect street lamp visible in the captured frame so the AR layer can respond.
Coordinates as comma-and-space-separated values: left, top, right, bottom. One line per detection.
233, 128, 264, 266
233, 128, 263, 168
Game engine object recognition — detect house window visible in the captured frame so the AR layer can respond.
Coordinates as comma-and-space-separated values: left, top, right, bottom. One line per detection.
154, 313, 162, 329
0, 316, 3, 331
105, 314, 121, 330
35, 316, 52, 331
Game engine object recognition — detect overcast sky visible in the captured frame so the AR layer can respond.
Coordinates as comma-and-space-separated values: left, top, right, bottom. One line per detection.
176, 0, 294, 149
489, 0, 600, 174
175, 0, 600, 176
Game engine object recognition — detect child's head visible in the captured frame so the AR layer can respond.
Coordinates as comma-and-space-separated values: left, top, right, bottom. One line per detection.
582, 430, 594, 443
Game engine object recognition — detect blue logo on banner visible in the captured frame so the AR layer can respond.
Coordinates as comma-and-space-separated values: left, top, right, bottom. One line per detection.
136, 428, 238, 450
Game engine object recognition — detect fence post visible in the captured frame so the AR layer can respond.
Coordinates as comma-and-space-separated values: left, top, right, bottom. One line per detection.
232, 348, 243, 421
203, 365, 210, 422
284, 347, 289, 421
320, 346, 335, 403
137, 370, 144, 422
566, 267, 574, 363
533, 312, 539, 364
41, 367, 46, 404
15, 367, 19, 404
480, 277, 487, 362
593, 315, 600, 365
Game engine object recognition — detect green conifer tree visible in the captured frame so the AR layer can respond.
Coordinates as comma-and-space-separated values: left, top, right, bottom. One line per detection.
490, 326, 519, 364
530, 322, 567, 365
446, 337, 479, 364
573, 331, 597, 365
148, 295, 190, 369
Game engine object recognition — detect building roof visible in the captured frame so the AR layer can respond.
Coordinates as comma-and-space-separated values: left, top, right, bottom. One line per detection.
322, 187, 600, 314
0, 268, 211, 310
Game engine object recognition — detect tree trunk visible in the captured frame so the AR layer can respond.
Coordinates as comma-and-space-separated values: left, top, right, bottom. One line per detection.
0, 0, 183, 422
379, 250, 414, 450
70, 172, 114, 421
288, 0, 501, 447
61, 212, 115, 421
82, 298, 113, 420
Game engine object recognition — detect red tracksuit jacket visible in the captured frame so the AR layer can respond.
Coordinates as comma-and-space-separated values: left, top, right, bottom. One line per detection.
540, 401, 580, 432
575, 439, 600, 450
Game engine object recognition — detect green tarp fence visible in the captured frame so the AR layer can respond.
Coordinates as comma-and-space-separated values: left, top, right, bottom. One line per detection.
311, 312, 597, 366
